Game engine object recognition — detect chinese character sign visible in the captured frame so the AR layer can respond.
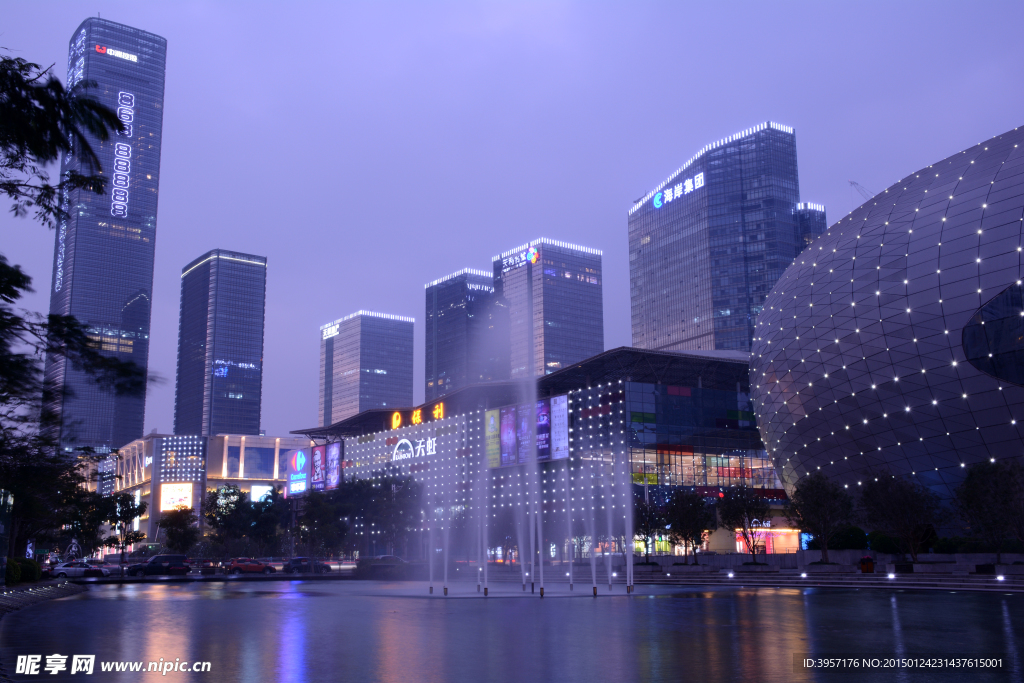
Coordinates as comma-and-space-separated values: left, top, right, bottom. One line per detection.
653, 172, 704, 208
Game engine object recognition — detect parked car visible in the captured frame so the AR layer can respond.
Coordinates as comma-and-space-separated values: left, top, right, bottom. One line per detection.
283, 557, 331, 574
126, 554, 191, 577
371, 555, 407, 565
226, 558, 276, 575
53, 561, 111, 578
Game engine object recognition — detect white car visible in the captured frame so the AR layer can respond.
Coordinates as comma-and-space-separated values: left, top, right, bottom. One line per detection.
52, 561, 111, 578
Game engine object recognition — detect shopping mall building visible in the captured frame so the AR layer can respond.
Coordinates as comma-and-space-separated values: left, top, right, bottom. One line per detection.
294, 346, 795, 557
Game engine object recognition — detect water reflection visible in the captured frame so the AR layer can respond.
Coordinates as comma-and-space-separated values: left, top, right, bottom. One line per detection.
0, 582, 1019, 683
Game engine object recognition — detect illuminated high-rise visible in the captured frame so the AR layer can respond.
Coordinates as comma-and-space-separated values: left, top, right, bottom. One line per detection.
44, 18, 167, 453
492, 238, 604, 378
628, 122, 825, 353
174, 250, 267, 436
424, 268, 504, 401
319, 311, 414, 426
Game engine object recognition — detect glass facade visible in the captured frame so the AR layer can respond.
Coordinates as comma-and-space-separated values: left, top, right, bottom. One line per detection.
319, 312, 414, 425
629, 122, 825, 354
424, 268, 500, 401
44, 18, 167, 453
493, 239, 604, 378
750, 124, 1024, 498
173, 250, 267, 436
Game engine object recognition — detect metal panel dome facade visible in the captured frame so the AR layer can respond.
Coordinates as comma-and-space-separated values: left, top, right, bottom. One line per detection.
749, 125, 1024, 498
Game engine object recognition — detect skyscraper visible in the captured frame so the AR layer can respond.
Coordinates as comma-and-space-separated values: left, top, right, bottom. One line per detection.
319, 311, 414, 426
44, 18, 167, 453
628, 122, 825, 353
424, 268, 504, 401
174, 250, 267, 436
492, 238, 604, 378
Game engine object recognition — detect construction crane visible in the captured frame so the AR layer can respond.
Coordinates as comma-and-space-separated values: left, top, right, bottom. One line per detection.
848, 180, 875, 201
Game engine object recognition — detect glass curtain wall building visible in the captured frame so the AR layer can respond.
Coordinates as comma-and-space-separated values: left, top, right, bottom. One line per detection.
319, 311, 414, 425
492, 238, 604, 378
424, 268, 500, 402
173, 250, 267, 437
44, 18, 167, 453
628, 122, 825, 354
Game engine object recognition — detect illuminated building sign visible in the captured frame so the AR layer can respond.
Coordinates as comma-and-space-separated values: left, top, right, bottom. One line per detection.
322, 323, 339, 339
110, 92, 135, 218
392, 436, 437, 461
500, 246, 540, 273
95, 44, 138, 63
250, 484, 272, 502
390, 402, 445, 430
653, 172, 704, 208
286, 449, 310, 495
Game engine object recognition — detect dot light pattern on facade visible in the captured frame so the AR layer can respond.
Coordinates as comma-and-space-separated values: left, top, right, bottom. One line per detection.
749, 126, 1024, 498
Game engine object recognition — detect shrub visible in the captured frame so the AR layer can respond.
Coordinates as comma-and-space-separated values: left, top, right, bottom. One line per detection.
806, 526, 868, 551
5, 558, 21, 585
15, 558, 42, 582
867, 531, 902, 555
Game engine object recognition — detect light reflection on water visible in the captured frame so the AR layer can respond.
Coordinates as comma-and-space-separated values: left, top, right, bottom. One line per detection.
1, 582, 1020, 683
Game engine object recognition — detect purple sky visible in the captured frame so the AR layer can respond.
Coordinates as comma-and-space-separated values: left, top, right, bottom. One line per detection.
4, 1, 1023, 437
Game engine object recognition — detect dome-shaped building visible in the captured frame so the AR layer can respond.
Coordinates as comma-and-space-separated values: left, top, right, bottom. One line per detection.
750, 125, 1024, 498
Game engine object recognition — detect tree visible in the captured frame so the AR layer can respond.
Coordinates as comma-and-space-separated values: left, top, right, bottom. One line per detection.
1, 55, 122, 227
717, 487, 772, 561
104, 492, 147, 567
203, 485, 255, 551
664, 489, 716, 564
633, 492, 665, 563
955, 459, 1024, 563
250, 486, 288, 557
298, 490, 346, 562
158, 506, 200, 554
859, 472, 943, 562
1, 54, 146, 560
785, 472, 855, 564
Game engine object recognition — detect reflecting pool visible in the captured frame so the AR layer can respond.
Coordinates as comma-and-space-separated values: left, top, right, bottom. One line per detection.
1, 581, 1020, 682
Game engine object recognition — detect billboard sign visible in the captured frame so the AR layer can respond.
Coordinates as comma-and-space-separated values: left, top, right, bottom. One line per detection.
492, 396, 570, 467
250, 484, 273, 502
310, 445, 327, 491
326, 442, 342, 489
485, 410, 500, 468
160, 483, 193, 511
286, 448, 311, 496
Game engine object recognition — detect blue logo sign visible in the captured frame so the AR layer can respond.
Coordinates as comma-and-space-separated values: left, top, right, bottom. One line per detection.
653, 192, 663, 208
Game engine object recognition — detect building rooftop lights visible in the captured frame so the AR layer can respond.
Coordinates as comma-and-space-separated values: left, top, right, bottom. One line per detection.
797, 202, 826, 212
423, 268, 493, 289
492, 238, 602, 261
320, 310, 415, 330
629, 121, 794, 215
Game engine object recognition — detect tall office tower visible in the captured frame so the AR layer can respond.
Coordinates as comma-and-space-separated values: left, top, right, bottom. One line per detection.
628, 122, 826, 353
424, 268, 505, 401
44, 18, 167, 453
492, 238, 604, 378
319, 311, 414, 426
174, 250, 268, 436
796, 202, 828, 247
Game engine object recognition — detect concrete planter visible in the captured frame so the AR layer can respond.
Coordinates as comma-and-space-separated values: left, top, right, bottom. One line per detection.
633, 564, 663, 573
804, 564, 857, 574
735, 564, 780, 573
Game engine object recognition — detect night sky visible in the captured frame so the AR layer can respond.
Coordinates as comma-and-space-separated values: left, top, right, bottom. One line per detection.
3, 1, 1023, 437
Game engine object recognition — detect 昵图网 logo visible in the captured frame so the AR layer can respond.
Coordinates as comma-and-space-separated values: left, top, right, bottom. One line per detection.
653, 172, 705, 208
95, 45, 138, 63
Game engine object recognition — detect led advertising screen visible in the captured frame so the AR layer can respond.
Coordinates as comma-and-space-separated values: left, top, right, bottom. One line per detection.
500, 406, 517, 466
160, 483, 193, 511
551, 395, 569, 460
249, 484, 273, 502
285, 448, 310, 496
516, 403, 534, 463
493, 396, 570, 467
326, 442, 342, 490
485, 410, 501, 468
310, 445, 327, 491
